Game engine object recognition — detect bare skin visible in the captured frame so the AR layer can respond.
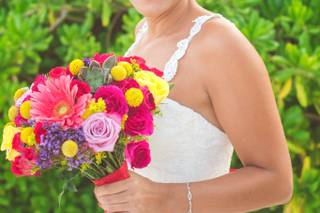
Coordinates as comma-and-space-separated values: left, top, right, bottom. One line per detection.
94, 0, 293, 212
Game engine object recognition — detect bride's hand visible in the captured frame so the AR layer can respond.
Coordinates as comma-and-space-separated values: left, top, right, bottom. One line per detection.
94, 171, 171, 213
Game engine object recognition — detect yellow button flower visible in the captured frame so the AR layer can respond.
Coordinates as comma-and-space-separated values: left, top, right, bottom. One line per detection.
14, 87, 28, 101
20, 127, 35, 146
20, 101, 31, 119
118, 61, 133, 76
125, 88, 144, 107
134, 71, 169, 105
69, 59, 84, 76
111, 65, 127, 81
8, 105, 19, 121
61, 140, 79, 158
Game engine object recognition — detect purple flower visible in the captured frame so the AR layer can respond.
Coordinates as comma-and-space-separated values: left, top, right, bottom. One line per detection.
37, 123, 90, 170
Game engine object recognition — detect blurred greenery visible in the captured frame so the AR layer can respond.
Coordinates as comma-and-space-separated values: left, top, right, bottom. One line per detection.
0, 0, 319, 212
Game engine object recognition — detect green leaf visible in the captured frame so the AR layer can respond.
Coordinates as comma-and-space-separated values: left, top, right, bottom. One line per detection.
102, 1, 112, 27
295, 76, 308, 107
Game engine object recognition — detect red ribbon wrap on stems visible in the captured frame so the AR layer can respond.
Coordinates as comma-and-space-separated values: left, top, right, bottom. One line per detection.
92, 160, 130, 213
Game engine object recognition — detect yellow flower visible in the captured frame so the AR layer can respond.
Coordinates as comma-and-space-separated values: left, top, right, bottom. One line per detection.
14, 87, 28, 101
7, 149, 21, 161
95, 152, 106, 165
111, 65, 127, 81
69, 59, 84, 76
125, 88, 144, 107
80, 162, 91, 173
20, 101, 31, 119
61, 140, 78, 158
1, 124, 21, 161
61, 159, 68, 166
8, 105, 19, 121
118, 61, 133, 76
20, 127, 36, 146
134, 71, 169, 105
82, 98, 106, 119
121, 114, 128, 129
89, 98, 106, 112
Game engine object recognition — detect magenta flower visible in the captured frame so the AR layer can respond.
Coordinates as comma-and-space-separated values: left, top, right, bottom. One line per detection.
124, 108, 153, 136
82, 112, 121, 152
94, 85, 128, 117
125, 140, 151, 169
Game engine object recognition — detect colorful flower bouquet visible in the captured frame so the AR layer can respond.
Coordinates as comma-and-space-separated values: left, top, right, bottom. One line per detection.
1, 53, 169, 207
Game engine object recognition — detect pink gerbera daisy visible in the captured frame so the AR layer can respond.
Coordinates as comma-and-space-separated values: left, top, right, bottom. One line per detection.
30, 75, 91, 129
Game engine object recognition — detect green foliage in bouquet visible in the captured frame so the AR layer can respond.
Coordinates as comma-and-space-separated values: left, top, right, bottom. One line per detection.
79, 55, 116, 92
0, 0, 319, 212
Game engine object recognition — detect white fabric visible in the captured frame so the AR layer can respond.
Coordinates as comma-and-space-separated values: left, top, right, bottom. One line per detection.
125, 13, 234, 183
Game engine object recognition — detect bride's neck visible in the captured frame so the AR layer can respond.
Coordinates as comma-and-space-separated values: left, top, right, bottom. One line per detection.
144, 0, 200, 39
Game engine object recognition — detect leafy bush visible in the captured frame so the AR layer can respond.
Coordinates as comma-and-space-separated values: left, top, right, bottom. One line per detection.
0, 0, 319, 212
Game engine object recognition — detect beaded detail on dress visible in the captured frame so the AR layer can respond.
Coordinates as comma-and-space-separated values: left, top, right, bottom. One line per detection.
125, 13, 234, 183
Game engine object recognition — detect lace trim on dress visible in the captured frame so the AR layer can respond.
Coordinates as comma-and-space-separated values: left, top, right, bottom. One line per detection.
124, 13, 224, 81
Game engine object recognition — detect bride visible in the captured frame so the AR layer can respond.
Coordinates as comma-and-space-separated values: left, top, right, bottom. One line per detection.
94, 0, 293, 212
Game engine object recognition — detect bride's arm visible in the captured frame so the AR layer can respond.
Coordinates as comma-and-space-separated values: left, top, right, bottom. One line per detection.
163, 19, 293, 212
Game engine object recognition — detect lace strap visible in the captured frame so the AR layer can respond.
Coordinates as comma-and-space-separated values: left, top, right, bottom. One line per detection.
163, 13, 223, 81
124, 19, 148, 57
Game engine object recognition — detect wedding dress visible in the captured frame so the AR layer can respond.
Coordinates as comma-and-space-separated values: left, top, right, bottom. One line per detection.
124, 13, 234, 183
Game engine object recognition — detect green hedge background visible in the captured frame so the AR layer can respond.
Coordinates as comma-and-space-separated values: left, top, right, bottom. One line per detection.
0, 0, 319, 212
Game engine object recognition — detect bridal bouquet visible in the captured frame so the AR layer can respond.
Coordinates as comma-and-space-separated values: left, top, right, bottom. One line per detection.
1, 53, 169, 204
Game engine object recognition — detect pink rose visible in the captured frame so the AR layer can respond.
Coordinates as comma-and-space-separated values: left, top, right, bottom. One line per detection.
92, 53, 114, 64
94, 85, 128, 117
125, 140, 151, 169
124, 108, 153, 136
82, 112, 121, 152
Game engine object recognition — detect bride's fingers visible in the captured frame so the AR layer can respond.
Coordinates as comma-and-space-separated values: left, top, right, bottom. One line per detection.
100, 190, 131, 205
105, 202, 130, 212
94, 179, 130, 197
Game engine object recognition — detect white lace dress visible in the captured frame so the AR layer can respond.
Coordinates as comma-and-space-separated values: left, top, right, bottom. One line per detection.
125, 13, 234, 183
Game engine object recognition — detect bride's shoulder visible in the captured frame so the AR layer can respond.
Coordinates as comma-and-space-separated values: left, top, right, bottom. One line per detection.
196, 13, 266, 79
197, 14, 255, 58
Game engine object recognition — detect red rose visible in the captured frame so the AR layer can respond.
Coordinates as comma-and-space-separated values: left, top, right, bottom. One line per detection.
124, 108, 153, 136
118, 56, 163, 77
117, 55, 146, 64
34, 122, 46, 144
11, 154, 39, 177
125, 140, 151, 169
112, 78, 140, 92
92, 53, 114, 64
94, 85, 128, 117
71, 79, 91, 98
12, 133, 26, 153
14, 112, 28, 127
32, 75, 47, 92
49, 66, 67, 79
139, 63, 163, 77
139, 86, 156, 111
